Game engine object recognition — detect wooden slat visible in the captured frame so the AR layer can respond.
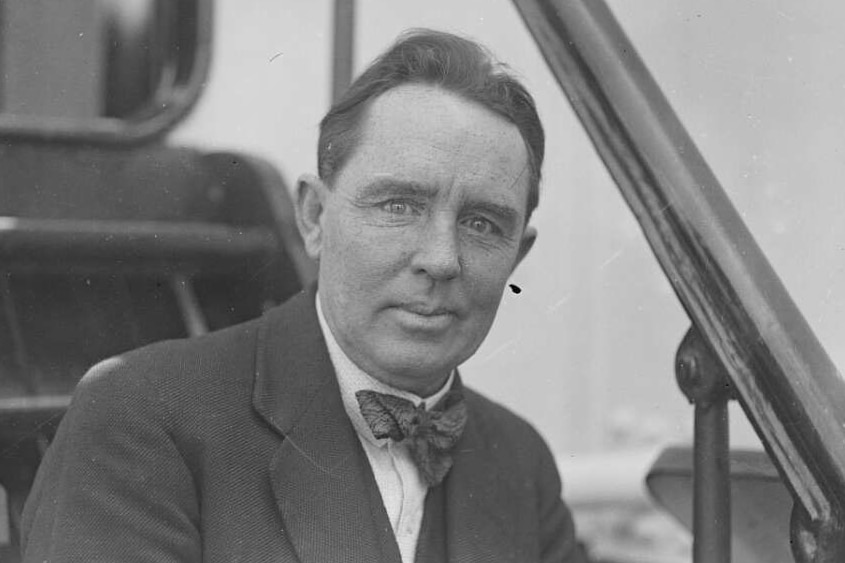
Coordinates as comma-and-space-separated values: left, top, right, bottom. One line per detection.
0, 395, 69, 445
0, 217, 277, 274
0, 395, 71, 414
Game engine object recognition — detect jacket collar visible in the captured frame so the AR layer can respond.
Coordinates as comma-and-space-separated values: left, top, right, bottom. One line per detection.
252, 286, 333, 435
252, 287, 401, 563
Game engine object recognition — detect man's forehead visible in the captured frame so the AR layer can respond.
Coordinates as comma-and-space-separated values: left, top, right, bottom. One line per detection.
361, 84, 526, 156
348, 85, 530, 195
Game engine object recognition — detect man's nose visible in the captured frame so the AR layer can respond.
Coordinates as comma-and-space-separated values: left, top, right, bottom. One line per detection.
411, 220, 461, 281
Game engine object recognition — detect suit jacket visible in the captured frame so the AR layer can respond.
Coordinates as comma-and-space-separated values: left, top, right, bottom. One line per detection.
21, 288, 583, 562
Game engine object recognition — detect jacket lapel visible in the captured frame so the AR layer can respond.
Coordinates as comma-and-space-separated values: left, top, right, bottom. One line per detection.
252, 289, 400, 563
443, 404, 532, 563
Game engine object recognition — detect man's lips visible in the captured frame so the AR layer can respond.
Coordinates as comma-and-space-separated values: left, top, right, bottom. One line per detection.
390, 302, 460, 331
395, 302, 458, 317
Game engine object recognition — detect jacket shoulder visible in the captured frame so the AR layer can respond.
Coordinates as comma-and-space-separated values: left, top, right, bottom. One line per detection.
71, 289, 316, 431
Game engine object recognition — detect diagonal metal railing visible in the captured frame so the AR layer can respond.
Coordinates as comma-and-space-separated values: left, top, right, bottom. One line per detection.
512, 0, 845, 559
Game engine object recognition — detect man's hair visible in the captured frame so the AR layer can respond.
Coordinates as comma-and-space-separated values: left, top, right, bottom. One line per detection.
318, 29, 545, 219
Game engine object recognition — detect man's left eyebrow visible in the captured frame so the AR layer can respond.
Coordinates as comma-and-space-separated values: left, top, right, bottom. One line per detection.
464, 200, 520, 226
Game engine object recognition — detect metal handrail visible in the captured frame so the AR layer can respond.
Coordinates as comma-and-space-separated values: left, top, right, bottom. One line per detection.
512, 0, 845, 552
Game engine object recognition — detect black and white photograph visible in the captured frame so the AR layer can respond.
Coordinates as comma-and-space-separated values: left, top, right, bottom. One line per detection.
2, 1, 844, 562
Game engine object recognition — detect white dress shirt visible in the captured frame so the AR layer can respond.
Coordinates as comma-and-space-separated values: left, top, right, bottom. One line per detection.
316, 295, 454, 563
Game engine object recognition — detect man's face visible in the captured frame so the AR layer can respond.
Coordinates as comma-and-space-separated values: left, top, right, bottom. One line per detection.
298, 84, 535, 395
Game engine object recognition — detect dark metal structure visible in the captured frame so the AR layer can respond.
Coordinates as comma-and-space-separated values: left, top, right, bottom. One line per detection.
0, 2, 314, 560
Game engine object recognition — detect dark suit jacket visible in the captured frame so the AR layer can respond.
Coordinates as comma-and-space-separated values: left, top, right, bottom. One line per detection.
21, 288, 583, 562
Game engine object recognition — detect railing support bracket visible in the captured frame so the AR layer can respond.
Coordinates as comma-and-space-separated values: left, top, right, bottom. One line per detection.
676, 326, 733, 563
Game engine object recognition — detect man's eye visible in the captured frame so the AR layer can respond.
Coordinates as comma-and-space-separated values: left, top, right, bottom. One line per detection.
381, 200, 413, 215
464, 216, 498, 236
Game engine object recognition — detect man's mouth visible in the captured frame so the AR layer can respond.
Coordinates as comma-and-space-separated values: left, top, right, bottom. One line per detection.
399, 302, 456, 317
392, 302, 459, 331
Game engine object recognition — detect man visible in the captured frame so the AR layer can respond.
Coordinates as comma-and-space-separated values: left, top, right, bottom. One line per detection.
21, 30, 584, 562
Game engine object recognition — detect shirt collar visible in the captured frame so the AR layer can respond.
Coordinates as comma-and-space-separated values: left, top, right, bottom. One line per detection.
315, 292, 455, 447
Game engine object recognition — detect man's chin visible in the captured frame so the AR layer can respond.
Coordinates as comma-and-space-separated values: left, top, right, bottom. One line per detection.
369, 342, 464, 394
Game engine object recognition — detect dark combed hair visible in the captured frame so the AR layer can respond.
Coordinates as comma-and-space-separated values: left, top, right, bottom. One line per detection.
318, 29, 545, 218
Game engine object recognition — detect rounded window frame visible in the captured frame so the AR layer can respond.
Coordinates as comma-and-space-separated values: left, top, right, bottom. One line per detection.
0, 0, 212, 145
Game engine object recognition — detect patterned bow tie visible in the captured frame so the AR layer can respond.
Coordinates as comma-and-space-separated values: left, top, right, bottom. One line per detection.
356, 385, 467, 486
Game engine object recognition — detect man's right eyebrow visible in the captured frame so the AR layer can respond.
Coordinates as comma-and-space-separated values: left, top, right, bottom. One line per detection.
357, 178, 434, 199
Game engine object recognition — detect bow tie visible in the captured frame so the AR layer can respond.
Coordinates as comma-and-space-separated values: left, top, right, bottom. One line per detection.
355, 385, 467, 486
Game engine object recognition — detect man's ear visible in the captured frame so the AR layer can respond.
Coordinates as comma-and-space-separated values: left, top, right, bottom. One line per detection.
295, 174, 330, 260
513, 225, 537, 271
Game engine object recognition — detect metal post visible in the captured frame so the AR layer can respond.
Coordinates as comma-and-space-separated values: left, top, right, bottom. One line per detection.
693, 389, 730, 562
331, 0, 356, 104
676, 327, 732, 563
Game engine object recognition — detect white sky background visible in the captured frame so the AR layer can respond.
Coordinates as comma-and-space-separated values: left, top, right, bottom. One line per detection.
175, 0, 845, 457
